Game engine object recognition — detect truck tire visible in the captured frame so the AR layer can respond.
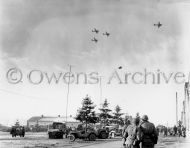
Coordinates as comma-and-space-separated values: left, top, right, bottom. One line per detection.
88, 133, 96, 141
99, 131, 108, 139
68, 134, 75, 142
49, 132, 54, 139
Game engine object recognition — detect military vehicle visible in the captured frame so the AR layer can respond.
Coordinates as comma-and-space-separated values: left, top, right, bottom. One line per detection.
10, 126, 25, 137
48, 122, 67, 139
104, 124, 122, 137
68, 124, 108, 142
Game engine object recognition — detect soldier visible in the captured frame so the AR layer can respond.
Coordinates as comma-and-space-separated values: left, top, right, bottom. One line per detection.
21, 126, 25, 137
156, 127, 159, 136
138, 115, 158, 148
125, 118, 140, 148
163, 127, 168, 137
122, 119, 131, 146
181, 126, 186, 137
173, 125, 177, 136
177, 125, 182, 137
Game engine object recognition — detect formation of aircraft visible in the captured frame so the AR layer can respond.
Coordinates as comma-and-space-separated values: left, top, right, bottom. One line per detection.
91, 37, 98, 43
90, 21, 161, 44
91, 28, 110, 43
154, 22, 162, 28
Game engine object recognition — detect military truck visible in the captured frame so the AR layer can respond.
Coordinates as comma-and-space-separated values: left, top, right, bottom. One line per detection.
10, 126, 25, 137
68, 124, 108, 141
48, 122, 67, 139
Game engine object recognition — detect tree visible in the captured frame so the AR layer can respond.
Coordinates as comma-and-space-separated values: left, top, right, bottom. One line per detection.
75, 95, 98, 127
99, 99, 112, 125
15, 120, 20, 127
112, 105, 124, 125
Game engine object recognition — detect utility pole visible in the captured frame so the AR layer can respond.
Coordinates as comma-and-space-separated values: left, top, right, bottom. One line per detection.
183, 100, 186, 127
184, 84, 187, 129
185, 81, 190, 131
66, 65, 72, 124
99, 76, 102, 108
176, 92, 178, 126
181, 111, 183, 125
187, 84, 190, 131
187, 75, 190, 131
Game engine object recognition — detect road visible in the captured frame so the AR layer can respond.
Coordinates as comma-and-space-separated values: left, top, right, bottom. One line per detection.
85, 137, 190, 148
0, 132, 189, 148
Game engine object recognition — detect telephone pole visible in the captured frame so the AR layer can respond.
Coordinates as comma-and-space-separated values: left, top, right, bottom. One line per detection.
176, 92, 178, 125
66, 65, 72, 124
99, 76, 102, 108
185, 82, 190, 131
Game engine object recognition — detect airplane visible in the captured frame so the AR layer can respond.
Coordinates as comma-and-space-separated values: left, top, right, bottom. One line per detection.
103, 32, 110, 37
118, 66, 122, 69
154, 22, 162, 28
91, 37, 98, 43
92, 28, 99, 34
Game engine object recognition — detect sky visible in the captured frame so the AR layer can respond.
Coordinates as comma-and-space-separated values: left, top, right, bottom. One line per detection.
0, 0, 190, 126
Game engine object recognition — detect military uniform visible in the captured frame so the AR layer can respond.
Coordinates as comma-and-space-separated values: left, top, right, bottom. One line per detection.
139, 115, 158, 148
122, 120, 131, 146
125, 124, 140, 148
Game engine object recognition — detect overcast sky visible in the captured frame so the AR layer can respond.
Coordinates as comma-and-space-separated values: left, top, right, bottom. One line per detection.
0, 0, 190, 126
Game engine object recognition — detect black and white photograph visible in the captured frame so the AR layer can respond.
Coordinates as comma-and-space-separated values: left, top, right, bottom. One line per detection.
0, 0, 190, 147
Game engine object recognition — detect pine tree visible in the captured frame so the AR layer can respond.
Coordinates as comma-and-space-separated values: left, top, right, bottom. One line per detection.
99, 99, 112, 125
75, 95, 98, 126
113, 105, 124, 125
15, 120, 20, 127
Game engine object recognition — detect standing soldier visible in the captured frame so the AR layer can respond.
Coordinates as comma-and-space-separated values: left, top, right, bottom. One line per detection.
138, 115, 158, 148
177, 125, 182, 137
181, 126, 186, 137
136, 113, 141, 126
173, 125, 177, 136
124, 118, 140, 148
163, 127, 168, 137
122, 119, 131, 146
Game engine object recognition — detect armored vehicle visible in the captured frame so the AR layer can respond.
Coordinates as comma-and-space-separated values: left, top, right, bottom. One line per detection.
10, 126, 25, 137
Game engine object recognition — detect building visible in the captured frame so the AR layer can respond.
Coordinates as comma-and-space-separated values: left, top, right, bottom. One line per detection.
27, 116, 43, 127
27, 115, 80, 129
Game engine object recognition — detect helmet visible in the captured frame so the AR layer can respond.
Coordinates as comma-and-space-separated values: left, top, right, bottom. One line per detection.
142, 115, 148, 121
125, 119, 131, 125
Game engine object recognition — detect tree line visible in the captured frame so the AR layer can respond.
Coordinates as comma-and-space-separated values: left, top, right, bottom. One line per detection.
75, 95, 129, 126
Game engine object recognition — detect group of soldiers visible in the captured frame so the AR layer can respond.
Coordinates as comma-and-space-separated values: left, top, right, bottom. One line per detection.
122, 115, 158, 148
162, 125, 186, 137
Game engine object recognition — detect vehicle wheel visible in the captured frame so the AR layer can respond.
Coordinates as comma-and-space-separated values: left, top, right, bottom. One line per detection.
68, 134, 75, 142
100, 131, 108, 139
88, 133, 96, 141
49, 132, 54, 139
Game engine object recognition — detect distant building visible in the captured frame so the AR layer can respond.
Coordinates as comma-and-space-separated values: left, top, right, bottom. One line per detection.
27, 116, 43, 127
27, 115, 80, 129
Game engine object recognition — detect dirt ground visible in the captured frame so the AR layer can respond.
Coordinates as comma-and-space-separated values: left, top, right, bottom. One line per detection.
0, 132, 120, 148
0, 132, 189, 148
